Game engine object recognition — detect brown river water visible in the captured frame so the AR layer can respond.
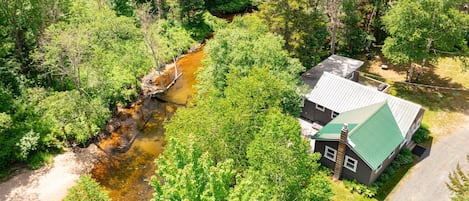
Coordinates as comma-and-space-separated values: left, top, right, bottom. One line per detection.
91, 47, 205, 201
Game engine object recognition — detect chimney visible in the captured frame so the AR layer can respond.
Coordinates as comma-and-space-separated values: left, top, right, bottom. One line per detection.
333, 123, 348, 181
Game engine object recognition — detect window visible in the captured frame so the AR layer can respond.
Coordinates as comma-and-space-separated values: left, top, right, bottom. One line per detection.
324, 146, 337, 162
316, 104, 325, 112
375, 164, 382, 173
344, 156, 358, 172
331, 111, 339, 119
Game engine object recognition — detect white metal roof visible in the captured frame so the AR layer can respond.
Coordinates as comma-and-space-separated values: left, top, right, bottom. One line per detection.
305, 72, 422, 137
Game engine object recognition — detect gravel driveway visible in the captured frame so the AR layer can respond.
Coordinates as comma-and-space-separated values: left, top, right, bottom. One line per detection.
387, 121, 469, 201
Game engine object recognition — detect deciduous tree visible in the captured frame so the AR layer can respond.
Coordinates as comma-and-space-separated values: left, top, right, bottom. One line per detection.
382, 0, 469, 82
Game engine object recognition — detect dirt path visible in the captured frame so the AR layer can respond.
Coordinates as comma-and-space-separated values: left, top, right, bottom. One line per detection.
387, 113, 469, 201
0, 145, 101, 201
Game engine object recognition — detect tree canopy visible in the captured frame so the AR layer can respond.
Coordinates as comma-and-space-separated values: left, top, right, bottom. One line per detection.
382, 0, 469, 81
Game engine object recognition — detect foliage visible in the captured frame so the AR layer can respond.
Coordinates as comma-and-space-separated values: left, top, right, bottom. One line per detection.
231, 110, 331, 200
343, 179, 377, 198
36, 0, 153, 104
151, 138, 236, 201
198, 15, 304, 96
204, 0, 251, 13
374, 148, 414, 187
382, 0, 469, 80
16, 130, 40, 160
64, 174, 111, 201
157, 15, 331, 199
0, 0, 70, 68
258, 0, 330, 67
447, 155, 469, 201
37, 90, 110, 145
337, 0, 368, 56
28, 151, 54, 170
412, 124, 430, 144
393, 148, 413, 167
111, 0, 136, 17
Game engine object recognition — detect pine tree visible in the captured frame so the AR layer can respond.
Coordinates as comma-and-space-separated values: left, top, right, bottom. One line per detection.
447, 155, 469, 200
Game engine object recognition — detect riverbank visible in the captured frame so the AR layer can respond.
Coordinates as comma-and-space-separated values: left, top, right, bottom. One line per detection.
0, 145, 101, 201
0, 45, 206, 201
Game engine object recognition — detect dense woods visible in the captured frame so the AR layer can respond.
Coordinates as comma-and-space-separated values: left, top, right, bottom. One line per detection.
0, 0, 468, 200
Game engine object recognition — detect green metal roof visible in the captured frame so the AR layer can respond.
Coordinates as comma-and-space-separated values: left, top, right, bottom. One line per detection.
313, 101, 403, 170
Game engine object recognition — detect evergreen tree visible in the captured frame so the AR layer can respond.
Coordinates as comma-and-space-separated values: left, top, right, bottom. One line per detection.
447, 155, 469, 201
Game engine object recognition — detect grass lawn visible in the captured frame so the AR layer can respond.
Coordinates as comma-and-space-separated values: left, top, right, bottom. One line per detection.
331, 181, 376, 201
363, 55, 469, 140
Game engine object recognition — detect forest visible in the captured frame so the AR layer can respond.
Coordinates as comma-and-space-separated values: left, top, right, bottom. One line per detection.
1, 0, 469, 200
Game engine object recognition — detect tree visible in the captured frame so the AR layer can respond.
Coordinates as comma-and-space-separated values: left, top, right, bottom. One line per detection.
382, 0, 469, 82
447, 155, 469, 200
337, 0, 367, 56
204, 0, 251, 13
231, 110, 332, 200
37, 90, 110, 145
151, 137, 235, 201
36, 0, 153, 103
258, 0, 330, 67
64, 174, 111, 201
0, 0, 70, 67
198, 15, 304, 95
166, 0, 205, 26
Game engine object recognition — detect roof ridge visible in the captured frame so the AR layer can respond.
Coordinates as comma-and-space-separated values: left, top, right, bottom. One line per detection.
348, 101, 388, 137
322, 72, 422, 108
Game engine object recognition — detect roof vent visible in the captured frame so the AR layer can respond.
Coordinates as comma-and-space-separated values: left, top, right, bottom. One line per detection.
377, 83, 389, 92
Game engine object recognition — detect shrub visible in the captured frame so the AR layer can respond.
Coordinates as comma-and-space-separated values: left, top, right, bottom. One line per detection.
64, 174, 110, 201
28, 151, 54, 170
344, 179, 377, 198
413, 124, 430, 143
394, 148, 413, 167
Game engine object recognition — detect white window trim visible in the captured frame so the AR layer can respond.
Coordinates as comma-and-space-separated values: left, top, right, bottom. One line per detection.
324, 146, 337, 162
375, 164, 382, 173
331, 111, 339, 119
344, 155, 358, 172
316, 104, 325, 112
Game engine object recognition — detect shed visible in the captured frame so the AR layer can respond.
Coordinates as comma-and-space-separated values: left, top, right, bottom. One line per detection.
302, 55, 364, 88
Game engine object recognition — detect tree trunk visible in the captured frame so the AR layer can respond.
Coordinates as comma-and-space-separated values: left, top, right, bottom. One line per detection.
365, 2, 378, 51
154, 0, 164, 19
330, 0, 339, 55
283, 0, 292, 51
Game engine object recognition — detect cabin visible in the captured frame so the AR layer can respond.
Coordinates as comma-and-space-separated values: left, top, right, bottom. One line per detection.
300, 67, 424, 185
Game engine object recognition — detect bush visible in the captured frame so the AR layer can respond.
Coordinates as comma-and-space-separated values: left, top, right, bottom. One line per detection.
344, 179, 377, 198
28, 151, 54, 170
374, 148, 414, 187
394, 148, 413, 167
64, 175, 110, 201
412, 124, 430, 143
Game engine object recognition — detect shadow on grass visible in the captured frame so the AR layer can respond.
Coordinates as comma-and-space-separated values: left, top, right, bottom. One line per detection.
376, 136, 434, 201
391, 83, 469, 112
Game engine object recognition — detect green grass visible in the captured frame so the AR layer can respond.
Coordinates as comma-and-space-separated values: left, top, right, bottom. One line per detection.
331, 181, 377, 201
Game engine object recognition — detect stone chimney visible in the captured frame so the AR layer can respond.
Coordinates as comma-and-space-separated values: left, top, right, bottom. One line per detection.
333, 123, 348, 181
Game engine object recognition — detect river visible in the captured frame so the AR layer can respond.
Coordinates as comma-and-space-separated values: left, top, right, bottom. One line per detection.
91, 47, 205, 201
